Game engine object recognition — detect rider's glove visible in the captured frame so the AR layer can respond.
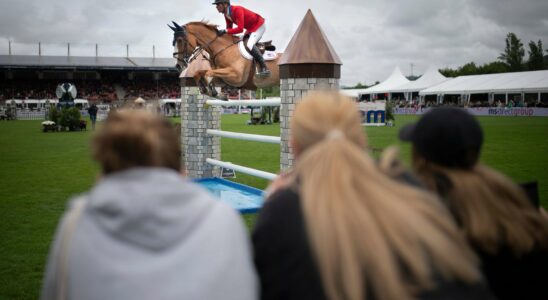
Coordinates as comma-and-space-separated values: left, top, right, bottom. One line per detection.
217, 29, 227, 36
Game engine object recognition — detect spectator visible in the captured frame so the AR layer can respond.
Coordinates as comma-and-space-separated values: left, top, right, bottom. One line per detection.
87, 103, 98, 130
41, 110, 257, 300
253, 91, 493, 300
399, 107, 548, 300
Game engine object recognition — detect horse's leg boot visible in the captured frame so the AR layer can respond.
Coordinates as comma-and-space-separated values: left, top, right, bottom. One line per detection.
251, 46, 271, 77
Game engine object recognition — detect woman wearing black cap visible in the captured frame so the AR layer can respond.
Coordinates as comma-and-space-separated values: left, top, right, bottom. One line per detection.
400, 107, 548, 300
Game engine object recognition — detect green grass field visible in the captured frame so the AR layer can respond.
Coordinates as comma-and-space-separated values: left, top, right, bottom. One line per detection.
1, 114, 547, 299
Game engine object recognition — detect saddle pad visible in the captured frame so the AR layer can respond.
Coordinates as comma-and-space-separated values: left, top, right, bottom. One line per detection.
238, 41, 278, 61
263, 51, 277, 61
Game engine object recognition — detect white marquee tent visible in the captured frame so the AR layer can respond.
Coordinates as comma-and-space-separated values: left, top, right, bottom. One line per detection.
420, 70, 548, 96
391, 66, 448, 93
340, 88, 370, 99
360, 66, 410, 95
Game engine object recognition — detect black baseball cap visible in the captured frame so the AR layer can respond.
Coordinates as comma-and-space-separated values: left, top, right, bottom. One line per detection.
399, 107, 483, 169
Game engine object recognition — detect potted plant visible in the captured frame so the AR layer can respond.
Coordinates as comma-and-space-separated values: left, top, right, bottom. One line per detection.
48, 107, 61, 130
385, 100, 396, 126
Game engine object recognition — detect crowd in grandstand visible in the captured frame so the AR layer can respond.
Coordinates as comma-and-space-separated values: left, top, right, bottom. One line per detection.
0, 78, 180, 102
390, 97, 548, 109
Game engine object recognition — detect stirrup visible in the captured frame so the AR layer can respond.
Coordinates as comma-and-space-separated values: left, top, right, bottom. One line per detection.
257, 68, 271, 77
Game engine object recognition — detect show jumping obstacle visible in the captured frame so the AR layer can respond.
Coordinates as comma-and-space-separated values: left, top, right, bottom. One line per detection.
180, 10, 342, 180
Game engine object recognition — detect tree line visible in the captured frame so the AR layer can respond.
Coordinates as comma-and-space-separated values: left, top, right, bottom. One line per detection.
439, 33, 547, 77
346, 32, 547, 88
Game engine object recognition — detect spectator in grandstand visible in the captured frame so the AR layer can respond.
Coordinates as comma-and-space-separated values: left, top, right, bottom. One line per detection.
41, 110, 257, 300
87, 103, 98, 130
399, 107, 548, 300
253, 91, 493, 300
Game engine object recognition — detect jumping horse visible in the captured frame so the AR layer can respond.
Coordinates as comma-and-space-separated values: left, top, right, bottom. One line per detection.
169, 21, 281, 99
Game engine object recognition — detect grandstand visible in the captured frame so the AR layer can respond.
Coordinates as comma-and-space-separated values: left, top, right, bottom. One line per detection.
0, 53, 179, 105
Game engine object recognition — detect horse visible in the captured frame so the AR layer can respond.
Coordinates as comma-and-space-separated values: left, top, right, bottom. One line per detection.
169, 21, 281, 99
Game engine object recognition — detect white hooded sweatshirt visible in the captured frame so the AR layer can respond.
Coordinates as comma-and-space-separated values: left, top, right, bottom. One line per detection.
41, 168, 258, 300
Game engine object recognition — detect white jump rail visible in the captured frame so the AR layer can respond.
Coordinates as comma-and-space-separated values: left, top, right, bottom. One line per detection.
203, 98, 282, 181
206, 98, 281, 107
207, 129, 281, 144
206, 158, 277, 180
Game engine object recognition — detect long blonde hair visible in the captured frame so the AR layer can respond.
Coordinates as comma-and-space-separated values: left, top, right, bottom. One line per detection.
290, 92, 480, 300
413, 154, 548, 255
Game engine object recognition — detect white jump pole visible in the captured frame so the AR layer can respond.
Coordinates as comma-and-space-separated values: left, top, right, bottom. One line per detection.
206, 98, 281, 107
207, 129, 281, 144
206, 158, 277, 180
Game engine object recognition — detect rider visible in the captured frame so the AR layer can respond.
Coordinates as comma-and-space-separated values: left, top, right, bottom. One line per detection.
213, 0, 271, 77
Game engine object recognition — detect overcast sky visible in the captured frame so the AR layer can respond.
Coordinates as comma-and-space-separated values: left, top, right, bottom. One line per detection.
1, 0, 547, 86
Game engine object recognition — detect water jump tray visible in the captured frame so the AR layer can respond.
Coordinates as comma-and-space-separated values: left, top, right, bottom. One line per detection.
194, 177, 264, 214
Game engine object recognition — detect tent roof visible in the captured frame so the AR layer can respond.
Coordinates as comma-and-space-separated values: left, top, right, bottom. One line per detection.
340, 88, 370, 98
390, 66, 448, 92
360, 67, 410, 94
420, 70, 548, 95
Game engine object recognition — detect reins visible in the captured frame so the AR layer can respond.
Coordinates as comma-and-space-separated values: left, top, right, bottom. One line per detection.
173, 25, 238, 68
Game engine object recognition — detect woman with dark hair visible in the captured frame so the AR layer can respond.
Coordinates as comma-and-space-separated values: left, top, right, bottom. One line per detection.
400, 107, 548, 300
253, 92, 493, 300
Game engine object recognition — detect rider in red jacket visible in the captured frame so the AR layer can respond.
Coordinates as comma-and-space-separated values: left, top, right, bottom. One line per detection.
213, 0, 271, 77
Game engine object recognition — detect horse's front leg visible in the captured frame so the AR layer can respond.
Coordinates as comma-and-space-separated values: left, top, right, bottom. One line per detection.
193, 74, 209, 95
205, 68, 245, 90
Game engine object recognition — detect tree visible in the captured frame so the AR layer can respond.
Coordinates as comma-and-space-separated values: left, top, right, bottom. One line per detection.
527, 40, 545, 70
439, 67, 459, 78
478, 61, 508, 74
498, 32, 525, 71
459, 62, 478, 75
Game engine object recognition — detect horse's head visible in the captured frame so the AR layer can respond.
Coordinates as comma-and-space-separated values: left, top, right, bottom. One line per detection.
169, 21, 225, 72
169, 21, 195, 72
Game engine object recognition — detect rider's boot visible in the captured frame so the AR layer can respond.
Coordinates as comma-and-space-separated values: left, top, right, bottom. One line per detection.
251, 46, 271, 77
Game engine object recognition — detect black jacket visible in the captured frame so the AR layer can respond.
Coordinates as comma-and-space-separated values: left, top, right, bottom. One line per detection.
252, 187, 494, 300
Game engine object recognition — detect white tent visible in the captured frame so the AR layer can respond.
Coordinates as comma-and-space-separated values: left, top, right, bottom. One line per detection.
340, 88, 370, 99
360, 66, 410, 95
391, 66, 448, 93
420, 70, 548, 95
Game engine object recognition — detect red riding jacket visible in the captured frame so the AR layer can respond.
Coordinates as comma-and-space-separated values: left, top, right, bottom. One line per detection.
224, 5, 265, 35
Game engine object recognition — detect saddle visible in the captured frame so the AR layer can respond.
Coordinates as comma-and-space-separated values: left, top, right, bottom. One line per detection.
232, 34, 276, 54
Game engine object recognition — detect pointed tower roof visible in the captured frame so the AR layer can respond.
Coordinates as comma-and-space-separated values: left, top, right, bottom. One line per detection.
279, 10, 342, 65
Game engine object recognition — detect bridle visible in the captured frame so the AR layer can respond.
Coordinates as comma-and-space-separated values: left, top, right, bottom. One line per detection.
172, 25, 236, 69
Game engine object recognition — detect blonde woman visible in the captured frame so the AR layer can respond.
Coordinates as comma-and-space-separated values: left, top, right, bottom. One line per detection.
400, 107, 548, 300
253, 92, 493, 300
41, 110, 257, 300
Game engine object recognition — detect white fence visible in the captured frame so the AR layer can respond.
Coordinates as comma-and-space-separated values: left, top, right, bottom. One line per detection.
206, 99, 280, 180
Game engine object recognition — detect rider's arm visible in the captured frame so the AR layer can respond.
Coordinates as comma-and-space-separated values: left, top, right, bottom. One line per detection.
224, 16, 233, 30
226, 6, 245, 35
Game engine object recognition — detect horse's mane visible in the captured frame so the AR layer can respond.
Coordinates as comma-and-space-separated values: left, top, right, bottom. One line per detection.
186, 20, 219, 31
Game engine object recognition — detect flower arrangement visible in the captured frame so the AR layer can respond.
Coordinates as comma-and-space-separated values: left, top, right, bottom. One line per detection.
42, 120, 56, 132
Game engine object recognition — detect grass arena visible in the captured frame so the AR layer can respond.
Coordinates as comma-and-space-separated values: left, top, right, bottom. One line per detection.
1, 113, 547, 298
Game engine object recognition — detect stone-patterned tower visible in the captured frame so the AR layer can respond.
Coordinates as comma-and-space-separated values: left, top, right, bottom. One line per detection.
278, 9, 343, 171
179, 59, 221, 178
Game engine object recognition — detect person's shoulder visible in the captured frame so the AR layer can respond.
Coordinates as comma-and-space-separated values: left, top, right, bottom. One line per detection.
254, 186, 302, 233
262, 187, 300, 215
418, 279, 495, 300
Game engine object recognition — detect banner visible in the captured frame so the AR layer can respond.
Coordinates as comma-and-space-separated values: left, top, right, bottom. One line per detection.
358, 102, 386, 125
394, 107, 548, 117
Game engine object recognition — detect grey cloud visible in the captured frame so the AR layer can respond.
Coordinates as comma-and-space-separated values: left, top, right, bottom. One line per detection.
1, 0, 547, 86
